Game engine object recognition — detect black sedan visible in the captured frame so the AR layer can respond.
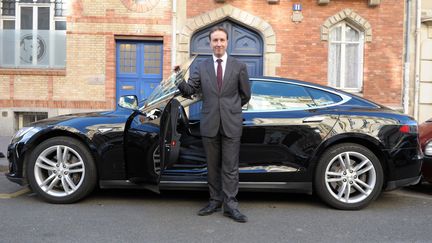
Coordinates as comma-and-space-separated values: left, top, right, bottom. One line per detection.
6, 58, 422, 210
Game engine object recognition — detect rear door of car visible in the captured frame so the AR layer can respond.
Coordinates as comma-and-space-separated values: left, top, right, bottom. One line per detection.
239, 79, 344, 182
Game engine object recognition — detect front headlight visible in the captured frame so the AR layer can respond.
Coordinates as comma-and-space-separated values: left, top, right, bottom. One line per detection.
11, 127, 38, 143
425, 141, 432, 156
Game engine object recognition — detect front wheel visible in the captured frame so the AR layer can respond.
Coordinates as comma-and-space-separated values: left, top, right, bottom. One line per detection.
314, 143, 384, 210
26, 137, 97, 203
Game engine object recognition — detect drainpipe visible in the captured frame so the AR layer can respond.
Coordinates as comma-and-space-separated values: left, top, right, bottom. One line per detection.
403, 0, 411, 114
171, 0, 177, 70
414, 0, 421, 120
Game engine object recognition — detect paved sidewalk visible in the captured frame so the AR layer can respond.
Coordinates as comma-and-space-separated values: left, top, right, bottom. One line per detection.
0, 136, 11, 171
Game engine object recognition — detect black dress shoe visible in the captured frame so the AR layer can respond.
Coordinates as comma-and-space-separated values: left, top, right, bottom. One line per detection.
197, 203, 221, 216
223, 209, 248, 223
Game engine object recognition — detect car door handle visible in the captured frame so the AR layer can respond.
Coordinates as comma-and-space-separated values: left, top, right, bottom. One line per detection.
302, 116, 325, 123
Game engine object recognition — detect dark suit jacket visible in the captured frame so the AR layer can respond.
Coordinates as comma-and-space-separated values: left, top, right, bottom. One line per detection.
178, 56, 251, 138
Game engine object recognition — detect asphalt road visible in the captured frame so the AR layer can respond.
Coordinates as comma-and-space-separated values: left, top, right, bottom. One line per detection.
1, 179, 432, 243
1, 136, 432, 242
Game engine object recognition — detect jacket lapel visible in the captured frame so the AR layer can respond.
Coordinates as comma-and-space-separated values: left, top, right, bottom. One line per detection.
205, 58, 219, 93
221, 56, 233, 93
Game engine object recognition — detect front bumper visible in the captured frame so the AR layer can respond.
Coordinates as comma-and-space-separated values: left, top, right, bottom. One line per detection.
5, 142, 27, 186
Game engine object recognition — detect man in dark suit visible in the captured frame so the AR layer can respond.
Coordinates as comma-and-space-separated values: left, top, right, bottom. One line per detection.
177, 26, 251, 223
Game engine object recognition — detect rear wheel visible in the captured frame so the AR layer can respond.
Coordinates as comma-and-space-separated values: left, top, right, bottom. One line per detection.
26, 136, 97, 203
314, 143, 383, 210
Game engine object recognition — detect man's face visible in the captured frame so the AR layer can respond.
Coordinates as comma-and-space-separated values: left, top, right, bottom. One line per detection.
210, 30, 228, 58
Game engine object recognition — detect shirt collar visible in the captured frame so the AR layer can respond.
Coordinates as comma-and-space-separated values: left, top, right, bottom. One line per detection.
213, 52, 228, 63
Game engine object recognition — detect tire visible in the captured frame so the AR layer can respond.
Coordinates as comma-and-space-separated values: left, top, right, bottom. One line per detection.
26, 136, 97, 203
314, 143, 383, 210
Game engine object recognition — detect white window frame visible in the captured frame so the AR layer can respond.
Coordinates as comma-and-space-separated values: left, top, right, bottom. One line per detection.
1, 1, 67, 68
16, 2, 54, 66
328, 21, 365, 93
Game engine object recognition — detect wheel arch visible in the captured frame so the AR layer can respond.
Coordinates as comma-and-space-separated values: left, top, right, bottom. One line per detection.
309, 134, 389, 188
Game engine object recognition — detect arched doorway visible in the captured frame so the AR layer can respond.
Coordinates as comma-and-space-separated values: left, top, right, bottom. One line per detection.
189, 19, 264, 118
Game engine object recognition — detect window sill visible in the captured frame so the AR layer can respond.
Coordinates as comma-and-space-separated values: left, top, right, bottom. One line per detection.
0, 68, 66, 76
337, 88, 363, 97
344, 91, 363, 97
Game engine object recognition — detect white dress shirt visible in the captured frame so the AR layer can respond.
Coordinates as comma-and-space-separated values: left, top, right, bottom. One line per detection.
212, 52, 227, 80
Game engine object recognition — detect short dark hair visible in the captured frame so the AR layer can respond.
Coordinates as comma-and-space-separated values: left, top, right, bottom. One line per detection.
208, 26, 229, 40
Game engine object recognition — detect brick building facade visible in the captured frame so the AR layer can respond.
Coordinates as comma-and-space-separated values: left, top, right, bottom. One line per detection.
0, 0, 406, 135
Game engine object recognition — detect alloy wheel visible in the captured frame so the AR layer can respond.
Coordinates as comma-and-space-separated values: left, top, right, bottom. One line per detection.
324, 151, 376, 204
34, 145, 85, 197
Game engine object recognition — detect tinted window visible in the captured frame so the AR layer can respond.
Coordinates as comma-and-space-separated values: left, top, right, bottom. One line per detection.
248, 81, 315, 111
306, 87, 342, 106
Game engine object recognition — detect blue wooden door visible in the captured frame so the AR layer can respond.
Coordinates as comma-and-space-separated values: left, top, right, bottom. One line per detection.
116, 41, 163, 104
189, 20, 263, 119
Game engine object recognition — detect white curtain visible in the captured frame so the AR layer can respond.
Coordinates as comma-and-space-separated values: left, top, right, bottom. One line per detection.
329, 23, 363, 91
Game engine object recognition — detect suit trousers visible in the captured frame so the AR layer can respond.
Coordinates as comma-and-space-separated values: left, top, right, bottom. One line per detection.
201, 124, 241, 210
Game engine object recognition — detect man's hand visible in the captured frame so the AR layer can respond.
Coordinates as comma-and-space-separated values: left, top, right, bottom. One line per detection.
173, 65, 180, 73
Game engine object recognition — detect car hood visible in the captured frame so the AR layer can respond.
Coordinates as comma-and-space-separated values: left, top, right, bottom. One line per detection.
29, 108, 134, 128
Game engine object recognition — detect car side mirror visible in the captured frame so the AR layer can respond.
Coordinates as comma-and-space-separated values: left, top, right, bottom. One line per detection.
118, 95, 139, 110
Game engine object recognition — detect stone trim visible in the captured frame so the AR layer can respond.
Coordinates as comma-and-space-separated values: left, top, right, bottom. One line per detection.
0, 69, 66, 76
178, 4, 281, 76
321, 8, 372, 42
368, 0, 381, 6
422, 9, 432, 24
317, 0, 381, 6
317, 0, 330, 5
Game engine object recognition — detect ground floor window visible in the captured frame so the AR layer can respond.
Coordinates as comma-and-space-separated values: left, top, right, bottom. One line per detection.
14, 111, 48, 130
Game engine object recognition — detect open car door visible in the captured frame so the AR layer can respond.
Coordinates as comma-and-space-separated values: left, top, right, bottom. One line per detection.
160, 98, 182, 170
123, 56, 197, 190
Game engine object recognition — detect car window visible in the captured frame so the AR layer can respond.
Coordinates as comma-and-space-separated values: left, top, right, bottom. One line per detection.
306, 87, 342, 106
248, 81, 315, 111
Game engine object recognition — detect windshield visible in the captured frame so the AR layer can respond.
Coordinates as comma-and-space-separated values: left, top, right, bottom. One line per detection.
144, 55, 197, 108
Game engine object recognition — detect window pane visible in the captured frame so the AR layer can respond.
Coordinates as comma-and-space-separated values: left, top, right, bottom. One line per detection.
144, 45, 161, 52
249, 81, 315, 111
345, 44, 360, 88
119, 44, 136, 73
20, 30, 35, 65
53, 30, 66, 67
330, 26, 342, 41
345, 25, 359, 42
307, 88, 342, 106
36, 30, 49, 65
143, 44, 162, 74
1, 30, 16, 66
20, 7, 33, 30
55, 0, 67, 17
55, 21, 66, 30
1, 0, 16, 16
1, 29, 66, 68
38, 7, 50, 30
3, 20, 15, 29
329, 43, 341, 87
